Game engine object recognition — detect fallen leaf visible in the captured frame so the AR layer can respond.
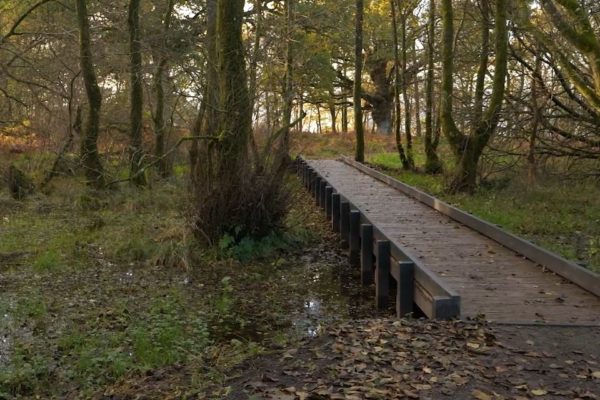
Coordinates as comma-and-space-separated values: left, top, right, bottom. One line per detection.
472, 389, 492, 400
531, 388, 548, 396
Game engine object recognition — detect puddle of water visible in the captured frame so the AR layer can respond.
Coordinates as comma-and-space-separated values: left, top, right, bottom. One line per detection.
0, 306, 13, 368
288, 245, 380, 339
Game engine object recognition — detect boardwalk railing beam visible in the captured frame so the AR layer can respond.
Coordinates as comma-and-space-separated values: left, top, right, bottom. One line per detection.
360, 224, 374, 286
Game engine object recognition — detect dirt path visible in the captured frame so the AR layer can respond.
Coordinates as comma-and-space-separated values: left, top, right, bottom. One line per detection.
222, 321, 600, 400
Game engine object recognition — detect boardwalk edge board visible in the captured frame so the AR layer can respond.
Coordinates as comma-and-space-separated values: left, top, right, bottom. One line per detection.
296, 156, 461, 320
339, 156, 600, 298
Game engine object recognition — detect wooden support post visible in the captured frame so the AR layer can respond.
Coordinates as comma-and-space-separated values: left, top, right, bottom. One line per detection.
302, 164, 307, 186
308, 169, 314, 192
305, 166, 309, 188
331, 193, 340, 233
375, 240, 390, 310
325, 186, 333, 219
319, 180, 327, 209
349, 210, 361, 265
397, 261, 415, 318
314, 177, 321, 203
340, 201, 350, 249
360, 224, 374, 286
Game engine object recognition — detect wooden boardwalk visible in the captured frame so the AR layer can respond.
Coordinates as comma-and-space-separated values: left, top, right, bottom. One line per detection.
303, 158, 600, 325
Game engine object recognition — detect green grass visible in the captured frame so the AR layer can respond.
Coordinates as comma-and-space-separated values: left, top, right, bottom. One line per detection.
366, 151, 600, 272
32, 250, 62, 272
0, 164, 336, 398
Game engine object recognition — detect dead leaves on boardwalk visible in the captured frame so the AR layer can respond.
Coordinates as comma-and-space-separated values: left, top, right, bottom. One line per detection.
229, 319, 600, 400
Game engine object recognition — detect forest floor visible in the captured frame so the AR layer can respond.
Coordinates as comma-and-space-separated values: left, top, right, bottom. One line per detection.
0, 161, 384, 398
0, 145, 599, 399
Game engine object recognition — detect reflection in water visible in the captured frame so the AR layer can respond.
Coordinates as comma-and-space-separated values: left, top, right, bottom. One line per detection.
289, 246, 377, 339
0, 312, 12, 368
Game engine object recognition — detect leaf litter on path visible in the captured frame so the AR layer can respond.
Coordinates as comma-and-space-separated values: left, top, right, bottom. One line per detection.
223, 320, 600, 400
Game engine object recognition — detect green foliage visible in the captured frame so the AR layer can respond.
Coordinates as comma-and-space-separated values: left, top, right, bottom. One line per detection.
130, 297, 210, 369
32, 250, 62, 272
15, 295, 47, 319
114, 237, 154, 263
217, 229, 307, 263
0, 347, 50, 397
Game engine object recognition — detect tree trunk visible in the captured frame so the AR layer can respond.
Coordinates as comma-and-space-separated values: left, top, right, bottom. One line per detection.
354, 0, 365, 162
441, 0, 508, 193
528, 55, 542, 185
413, 40, 422, 138
316, 105, 323, 135
366, 59, 393, 135
341, 99, 348, 133
424, 0, 442, 173
390, 0, 409, 169
76, 0, 104, 187
328, 96, 337, 133
153, 0, 175, 178
248, 0, 262, 167
128, 0, 146, 185
473, 0, 490, 125
278, 0, 294, 162
215, 0, 251, 175
400, 2, 414, 168
192, 0, 218, 185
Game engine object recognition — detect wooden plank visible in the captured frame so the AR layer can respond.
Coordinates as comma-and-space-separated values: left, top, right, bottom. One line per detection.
341, 156, 600, 297
376, 240, 391, 309
360, 224, 374, 286
414, 281, 435, 318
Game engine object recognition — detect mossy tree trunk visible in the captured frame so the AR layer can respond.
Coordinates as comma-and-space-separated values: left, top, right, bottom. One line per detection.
215, 0, 251, 177
354, 0, 365, 162
440, 0, 508, 193
193, 0, 218, 180
279, 0, 295, 162
153, 0, 175, 179
76, 0, 104, 188
128, 0, 146, 186
390, 0, 409, 169
424, 0, 442, 174
193, 0, 256, 242
399, 1, 414, 169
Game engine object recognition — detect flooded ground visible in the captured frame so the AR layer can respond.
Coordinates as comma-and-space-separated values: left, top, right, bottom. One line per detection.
0, 178, 391, 398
